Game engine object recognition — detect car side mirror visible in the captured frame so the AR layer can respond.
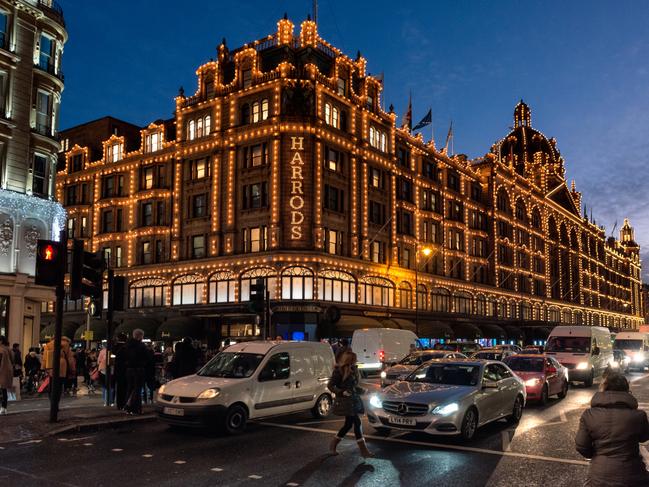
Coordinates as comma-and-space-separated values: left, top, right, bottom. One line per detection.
482, 380, 498, 389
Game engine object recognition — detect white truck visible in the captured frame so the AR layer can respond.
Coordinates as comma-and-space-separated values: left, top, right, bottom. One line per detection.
352, 328, 420, 374
614, 332, 649, 371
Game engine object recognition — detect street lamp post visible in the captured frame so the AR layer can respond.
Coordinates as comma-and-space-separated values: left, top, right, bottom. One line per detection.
415, 245, 433, 336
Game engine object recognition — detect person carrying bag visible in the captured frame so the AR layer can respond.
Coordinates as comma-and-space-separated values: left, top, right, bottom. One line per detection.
327, 351, 374, 458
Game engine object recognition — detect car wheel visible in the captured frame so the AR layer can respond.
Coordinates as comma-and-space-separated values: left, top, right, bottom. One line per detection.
311, 394, 332, 419
584, 370, 594, 388
507, 395, 524, 424
539, 385, 549, 406
460, 407, 478, 441
223, 404, 248, 435
557, 380, 568, 399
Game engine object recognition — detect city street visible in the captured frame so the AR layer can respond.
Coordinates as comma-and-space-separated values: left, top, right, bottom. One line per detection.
2, 373, 648, 487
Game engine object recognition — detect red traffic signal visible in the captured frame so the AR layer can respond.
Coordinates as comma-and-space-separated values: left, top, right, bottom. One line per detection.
40, 244, 56, 261
35, 240, 66, 287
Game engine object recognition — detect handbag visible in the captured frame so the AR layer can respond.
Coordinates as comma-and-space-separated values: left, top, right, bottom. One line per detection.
90, 367, 100, 382
38, 375, 50, 393
333, 394, 354, 416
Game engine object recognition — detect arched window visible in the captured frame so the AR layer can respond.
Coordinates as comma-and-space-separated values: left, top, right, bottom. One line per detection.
509, 300, 518, 319
520, 301, 531, 320
453, 292, 473, 314
332, 107, 339, 128
570, 228, 579, 250
561, 308, 572, 324
497, 188, 511, 214
549, 306, 560, 323
416, 284, 427, 310
497, 298, 508, 318
548, 216, 559, 241
359, 276, 394, 307
261, 99, 269, 120
129, 278, 168, 308
172, 274, 204, 305
486, 296, 496, 317
281, 266, 314, 300
318, 270, 356, 303
560, 223, 569, 246
240, 103, 250, 125
475, 295, 487, 315
575, 310, 583, 325
533, 303, 542, 321
188, 120, 196, 140
399, 282, 412, 308
515, 199, 527, 222
252, 101, 260, 123
531, 208, 541, 229
208, 271, 235, 303
197, 117, 204, 138
204, 115, 211, 135
240, 267, 277, 301
431, 288, 450, 312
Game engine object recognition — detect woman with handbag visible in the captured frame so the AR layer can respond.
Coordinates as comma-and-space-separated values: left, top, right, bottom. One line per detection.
328, 351, 374, 458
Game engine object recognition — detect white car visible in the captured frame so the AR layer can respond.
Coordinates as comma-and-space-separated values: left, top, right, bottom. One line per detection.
352, 328, 420, 373
380, 351, 467, 386
155, 341, 334, 434
470, 349, 516, 361
492, 344, 522, 354
367, 359, 526, 441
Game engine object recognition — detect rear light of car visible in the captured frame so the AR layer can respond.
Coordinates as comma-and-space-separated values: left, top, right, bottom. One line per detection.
379, 350, 385, 362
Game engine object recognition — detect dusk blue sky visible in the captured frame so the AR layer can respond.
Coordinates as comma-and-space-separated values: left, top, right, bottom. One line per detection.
60, 0, 649, 280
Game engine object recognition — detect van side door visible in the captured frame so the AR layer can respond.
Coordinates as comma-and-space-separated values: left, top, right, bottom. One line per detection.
289, 348, 318, 412
252, 352, 294, 418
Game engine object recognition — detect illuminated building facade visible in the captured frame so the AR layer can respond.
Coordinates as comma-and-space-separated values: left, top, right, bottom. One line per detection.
0, 0, 66, 349
52, 17, 643, 345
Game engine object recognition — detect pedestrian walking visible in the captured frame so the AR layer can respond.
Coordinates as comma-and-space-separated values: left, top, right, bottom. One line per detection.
328, 351, 373, 458
76, 348, 87, 384
97, 346, 113, 405
170, 337, 198, 379
575, 372, 649, 487
123, 329, 151, 415
24, 348, 41, 394
113, 333, 128, 409
0, 336, 13, 414
334, 338, 351, 362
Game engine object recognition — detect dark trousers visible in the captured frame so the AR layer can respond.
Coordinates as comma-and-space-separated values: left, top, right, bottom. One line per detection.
116, 375, 128, 410
0, 388, 7, 408
337, 415, 363, 440
125, 368, 145, 414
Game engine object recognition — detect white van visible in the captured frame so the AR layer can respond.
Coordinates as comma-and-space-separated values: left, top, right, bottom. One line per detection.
614, 332, 649, 370
545, 326, 613, 386
352, 328, 420, 373
155, 341, 334, 434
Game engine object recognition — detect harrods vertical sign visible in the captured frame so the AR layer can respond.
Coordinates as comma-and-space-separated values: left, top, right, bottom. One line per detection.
281, 134, 313, 248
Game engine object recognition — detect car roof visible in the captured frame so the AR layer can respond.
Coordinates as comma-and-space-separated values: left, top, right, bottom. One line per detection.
474, 349, 504, 353
509, 353, 546, 358
422, 358, 486, 367
225, 340, 319, 354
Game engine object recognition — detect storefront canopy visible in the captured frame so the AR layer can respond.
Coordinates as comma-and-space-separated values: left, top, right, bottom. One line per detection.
334, 315, 383, 337
418, 321, 454, 339
113, 317, 160, 340
479, 324, 507, 340
453, 323, 483, 340
381, 319, 416, 332
40, 321, 80, 342
504, 325, 525, 342
156, 317, 203, 342
73, 320, 108, 341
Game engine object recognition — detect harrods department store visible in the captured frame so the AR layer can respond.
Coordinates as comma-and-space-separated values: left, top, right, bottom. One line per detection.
49, 17, 644, 344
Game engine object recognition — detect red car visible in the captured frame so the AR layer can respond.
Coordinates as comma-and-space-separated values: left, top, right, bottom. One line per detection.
504, 354, 569, 405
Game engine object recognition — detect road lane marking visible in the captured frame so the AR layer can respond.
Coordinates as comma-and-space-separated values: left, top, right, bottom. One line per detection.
287, 483, 300, 486
559, 411, 568, 423
17, 440, 41, 445
249, 475, 263, 479
111, 448, 123, 452
83, 443, 93, 447
296, 419, 345, 425
258, 422, 589, 467
174, 460, 186, 464
210, 468, 223, 472
142, 454, 153, 458
58, 436, 94, 443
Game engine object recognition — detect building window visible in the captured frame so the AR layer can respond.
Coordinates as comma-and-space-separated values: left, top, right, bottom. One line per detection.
242, 182, 268, 209
369, 201, 385, 225
155, 240, 163, 262
65, 185, 77, 205
399, 282, 412, 308
156, 202, 165, 226
35, 90, 52, 135
447, 170, 460, 191
431, 288, 450, 312
67, 217, 75, 237
71, 153, 83, 172
422, 190, 440, 212
336, 78, 346, 96
399, 247, 411, 268
470, 183, 482, 202
250, 99, 270, 123
370, 241, 385, 263
116, 246, 122, 267
324, 185, 345, 213
448, 258, 464, 279
102, 247, 112, 267
447, 200, 464, 222
281, 266, 314, 300
80, 217, 88, 237
324, 103, 340, 128
369, 126, 387, 151
115, 209, 123, 231
208, 272, 236, 303
471, 237, 488, 257
370, 167, 383, 189
397, 147, 410, 168
243, 226, 268, 253
101, 210, 113, 233
141, 202, 153, 226
497, 189, 511, 214
129, 279, 167, 308
141, 241, 152, 264
358, 277, 394, 306
242, 143, 269, 168
106, 143, 122, 163
453, 292, 473, 314
397, 210, 413, 235
142, 167, 154, 189
239, 268, 277, 301
318, 270, 356, 303
448, 228, 465, 251
325, 229, 343, 255
325, 147, 343, 172
186, 115, 211, 140
145, 132, 161, 152
0, 12, 8, 50
172, 275, 204, 306
191, 194, 207, 218
242, 69, 252, 88
423, 160, 438, 181
397, 178, 413, 202
191, 158, 208, 180
191, 235, 205, 258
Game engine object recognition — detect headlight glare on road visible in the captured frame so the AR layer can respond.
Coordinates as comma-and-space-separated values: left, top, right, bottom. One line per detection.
380, 371, 387, 379
524, 378, 541, 387
633, 353, 645, 363
576, 362, 589, 370
432, 402, 459, 416
197, 388, 221, 400
369, 394, 383, 409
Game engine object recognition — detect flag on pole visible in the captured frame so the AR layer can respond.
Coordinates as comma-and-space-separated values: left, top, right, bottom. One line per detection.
413, 108, 432, 131
401, 95, 412, 131
444, 120, 453, 152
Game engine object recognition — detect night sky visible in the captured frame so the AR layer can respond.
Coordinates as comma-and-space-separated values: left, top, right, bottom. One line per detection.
59, 0, 649, 280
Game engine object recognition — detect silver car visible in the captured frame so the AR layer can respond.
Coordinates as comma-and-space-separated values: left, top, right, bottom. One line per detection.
367, 359, 526, 441
380, 351, 467, 387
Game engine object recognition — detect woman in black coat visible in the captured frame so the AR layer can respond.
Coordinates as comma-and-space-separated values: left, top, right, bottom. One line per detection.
575, 372, 649, 487
328, 351, 373, 458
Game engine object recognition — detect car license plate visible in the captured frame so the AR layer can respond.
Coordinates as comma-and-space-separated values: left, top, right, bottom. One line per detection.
388, 416, 416, 426
163, 407, 184, 417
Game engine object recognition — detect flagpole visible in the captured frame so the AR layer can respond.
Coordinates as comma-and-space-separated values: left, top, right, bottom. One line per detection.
430, 107, 434, 147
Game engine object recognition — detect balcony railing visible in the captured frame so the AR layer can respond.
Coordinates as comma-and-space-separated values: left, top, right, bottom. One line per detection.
38, 0, 65, 28
35, 59, 64, 82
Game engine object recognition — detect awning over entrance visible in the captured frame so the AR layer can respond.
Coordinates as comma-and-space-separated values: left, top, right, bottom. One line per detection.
114, 317, 160, 339
156, 317, 203, 342
381, 319, 416, 332
479, 324, 507, 340
528, 327, 552, 340
40, 321, 80, 341
418, 321, 454, 339
504, 325, 525, 342
453, 323, 483, 340
334, 315, 383, 337
74, 319, 108, 341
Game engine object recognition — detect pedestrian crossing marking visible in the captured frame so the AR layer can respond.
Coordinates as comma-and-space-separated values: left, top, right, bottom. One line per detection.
142, 454, 153, 458
210, 468, 223, 472
174, 460, 186, 464
249, 475, 263, 479
111, 448, 123, 452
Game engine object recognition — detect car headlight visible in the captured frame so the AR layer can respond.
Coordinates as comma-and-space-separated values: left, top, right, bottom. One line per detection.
380, 371, 387, 379
158, 384, 166, 395
524, 378, 541, 387
197, 388, 221, 400
633, 353, 645, 363
576, 362, 589, 370
432, 402, 459, 416
369, 394, 383, 409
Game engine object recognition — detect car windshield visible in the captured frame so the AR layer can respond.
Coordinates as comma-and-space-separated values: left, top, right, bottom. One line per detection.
504, 357, 544, 372
408, 363, 481, 387
614, 340, 642, 351
546, 337, 591, 353
473, 352, 502, 361
198, 352, 265, 378
399, 353, 446, 365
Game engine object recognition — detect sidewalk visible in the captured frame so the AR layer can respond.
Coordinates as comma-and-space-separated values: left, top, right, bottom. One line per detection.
0, 393, 155, 444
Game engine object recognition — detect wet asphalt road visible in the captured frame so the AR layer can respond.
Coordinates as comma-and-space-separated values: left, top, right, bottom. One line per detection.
2, 372, 649, 487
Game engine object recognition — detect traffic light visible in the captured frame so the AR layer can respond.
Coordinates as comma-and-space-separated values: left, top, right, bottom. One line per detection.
70, 240, 106, 300
35, 240, 66, 287
88, 297, 102, 318
112, 276, 126, 311
250, 278, 265, 313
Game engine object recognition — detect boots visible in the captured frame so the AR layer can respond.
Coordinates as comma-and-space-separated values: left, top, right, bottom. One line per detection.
357, 438, 375, 458
330, 436, 341, 455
